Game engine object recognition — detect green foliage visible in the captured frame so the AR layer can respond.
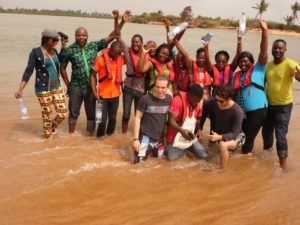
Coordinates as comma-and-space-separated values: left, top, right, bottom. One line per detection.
0, 6, 299, 33
291, 1, 300, 23
252, 0, 269, 18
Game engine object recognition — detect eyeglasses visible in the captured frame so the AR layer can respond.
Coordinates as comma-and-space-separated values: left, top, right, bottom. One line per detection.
51, 38, 59, 43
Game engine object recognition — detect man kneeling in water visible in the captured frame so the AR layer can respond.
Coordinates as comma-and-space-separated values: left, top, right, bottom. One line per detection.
129, 75, 172, 163
200, 85, 244, 169
166, 84, 208, 161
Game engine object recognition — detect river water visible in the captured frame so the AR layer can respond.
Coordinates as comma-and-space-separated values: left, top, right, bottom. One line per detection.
0, 13, 300, 225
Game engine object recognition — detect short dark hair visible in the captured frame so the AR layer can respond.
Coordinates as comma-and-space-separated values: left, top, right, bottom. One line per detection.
110, 40, 123, 50
188, 84, 203, 98
132, 34, 143, 43
196, 47, 205, 55
238, 51, 255, 64
215, 85, 234, 100
215, 50, 230, 62
155, 43, 172, 62
273, 39, 287, 46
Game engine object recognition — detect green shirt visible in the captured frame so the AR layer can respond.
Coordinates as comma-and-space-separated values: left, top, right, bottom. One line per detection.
60, 39, 108, 88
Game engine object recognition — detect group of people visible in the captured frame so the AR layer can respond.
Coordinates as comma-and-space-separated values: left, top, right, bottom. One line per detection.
15, 10, 300, 170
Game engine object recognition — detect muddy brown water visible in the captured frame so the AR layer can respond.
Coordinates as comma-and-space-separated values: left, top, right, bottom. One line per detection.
1, 14, 300, 225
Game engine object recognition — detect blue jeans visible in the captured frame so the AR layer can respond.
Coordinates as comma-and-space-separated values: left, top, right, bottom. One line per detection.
167, 141, 208, 161
262, 104, 293, 159
97, 97, 119, 137
122, 86, 144, 123
68, 86, 96, 133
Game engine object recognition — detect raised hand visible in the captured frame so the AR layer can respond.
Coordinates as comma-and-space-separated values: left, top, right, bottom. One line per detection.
161, 17, 170, 30
142, 44, 153, 54
112, 10, 119, 19
187, 19, 196, 28
257, 18, 268, 31
122, 10, 131, 23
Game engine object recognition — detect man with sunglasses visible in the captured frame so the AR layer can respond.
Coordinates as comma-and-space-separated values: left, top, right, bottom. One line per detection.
200, 85, 244, 169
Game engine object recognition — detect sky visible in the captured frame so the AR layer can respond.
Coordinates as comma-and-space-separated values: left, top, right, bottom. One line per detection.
0, 0, 299, 25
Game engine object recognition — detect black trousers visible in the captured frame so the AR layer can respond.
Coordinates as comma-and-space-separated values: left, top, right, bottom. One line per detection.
241, 108, 267, 153
262, 104, 292, 159
97, 96, 119, 137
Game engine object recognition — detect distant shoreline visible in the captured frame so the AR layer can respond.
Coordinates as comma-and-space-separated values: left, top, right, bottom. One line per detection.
2, 10, 300, 37
148, 22, 300, 37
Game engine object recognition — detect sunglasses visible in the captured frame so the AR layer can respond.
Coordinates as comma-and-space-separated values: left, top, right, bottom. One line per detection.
51, 38, 59, 43
216, 98, 226, 104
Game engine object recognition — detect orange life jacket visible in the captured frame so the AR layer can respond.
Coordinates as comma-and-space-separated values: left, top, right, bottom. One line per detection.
173, 57, 190, 91
232, 65, 263, 91
102, 49, 123, 84
192, 61, 212, 86
151, 58, 175, 81
212, 64, 231, 86
128, 48, 148, 78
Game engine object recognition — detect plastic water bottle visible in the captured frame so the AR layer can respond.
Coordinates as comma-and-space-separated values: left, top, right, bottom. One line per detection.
95, 101, 103, 123
238, 12, 246, 37
18, 98, 29, 120
168, 21, 189, 40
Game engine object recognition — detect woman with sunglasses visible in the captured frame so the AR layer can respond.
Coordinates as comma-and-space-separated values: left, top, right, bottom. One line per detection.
15, 28, 68, 138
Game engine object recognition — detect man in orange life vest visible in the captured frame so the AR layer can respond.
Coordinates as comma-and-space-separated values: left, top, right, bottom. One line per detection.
166, 84, 208, 160
90, 41, 125, 137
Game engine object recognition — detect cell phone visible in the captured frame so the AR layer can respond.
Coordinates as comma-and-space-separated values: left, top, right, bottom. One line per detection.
201, 32, 213, 44
188, 132, 195, 139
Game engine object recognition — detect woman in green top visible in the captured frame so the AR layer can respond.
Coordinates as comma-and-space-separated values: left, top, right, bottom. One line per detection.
137, 43, 175, 95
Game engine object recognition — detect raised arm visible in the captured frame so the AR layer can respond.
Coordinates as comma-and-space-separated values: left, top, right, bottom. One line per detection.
137, 46, 152, 73
162, 18, 171, 45
203, 42, 213, 74
103, 10, 124, 45
257, 19, 268, 66
172, 38, 193, 69
115, 10, 131, 37
230, 35, 242, 71
112, 10, 120, 36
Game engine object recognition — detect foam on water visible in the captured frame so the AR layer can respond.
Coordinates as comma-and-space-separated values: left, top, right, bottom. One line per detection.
67, 161, 129, 175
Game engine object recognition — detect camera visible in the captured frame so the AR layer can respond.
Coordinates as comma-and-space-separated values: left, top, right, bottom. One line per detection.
58, 31, 68, 40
